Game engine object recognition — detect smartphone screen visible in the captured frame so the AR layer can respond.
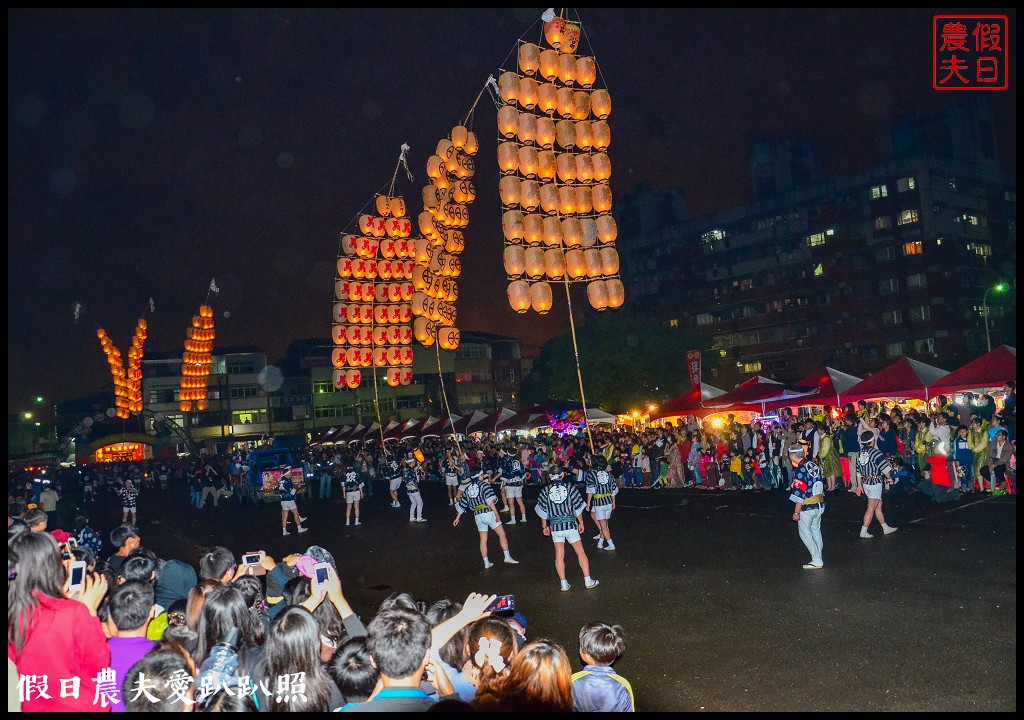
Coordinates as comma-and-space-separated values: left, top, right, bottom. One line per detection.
243, 553, 261, 565
69, 563, 86, 589
314, 564, 330, 585
66, 537, 77, 549
486, 594, 515, 613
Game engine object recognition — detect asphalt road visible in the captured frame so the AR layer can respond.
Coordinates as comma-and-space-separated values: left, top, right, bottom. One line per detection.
86, 478, 1016, 711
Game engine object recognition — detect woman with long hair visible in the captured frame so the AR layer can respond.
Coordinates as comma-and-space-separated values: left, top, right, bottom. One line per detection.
490, 638, 574, 712
182, 578, 220, 655
260, 606, 334, 712
462, 617, 518, 708
8, 531, 110, 712
231, 574, 269, 644
193, 585, 263, 676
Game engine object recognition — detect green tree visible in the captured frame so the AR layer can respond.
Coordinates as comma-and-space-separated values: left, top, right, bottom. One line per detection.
519, 311, 714, 412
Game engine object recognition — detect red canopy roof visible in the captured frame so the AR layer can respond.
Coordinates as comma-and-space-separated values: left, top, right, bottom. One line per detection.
652, 383, 727, 420
840, 357, 949, 403
762, 367, 862, 411
928, 345, 1016, 395
495, 405, 547, 432
701, 376, 817, 411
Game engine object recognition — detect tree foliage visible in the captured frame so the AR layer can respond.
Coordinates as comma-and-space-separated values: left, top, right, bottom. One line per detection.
519, 311, 715, 413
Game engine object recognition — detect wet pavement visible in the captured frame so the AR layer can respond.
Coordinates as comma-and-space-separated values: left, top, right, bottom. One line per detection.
99, 480, 1016, 711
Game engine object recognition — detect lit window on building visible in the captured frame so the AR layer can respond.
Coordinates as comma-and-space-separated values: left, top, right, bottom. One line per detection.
967, 243, 991, 256
668, 319, 679, 327
871, 184, 888, 199
813, 263, 824, 277
807, 232, 826, 247
959, 213, 980, 226
903, 241, 924, 255
897, 177, 916, 192
897, 209, 919, 225
701, 229, 727, 244
742, 361, 762, 373
886, 341, 906, 357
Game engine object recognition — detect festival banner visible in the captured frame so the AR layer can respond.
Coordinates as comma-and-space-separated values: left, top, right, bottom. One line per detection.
686, 350, 701, 389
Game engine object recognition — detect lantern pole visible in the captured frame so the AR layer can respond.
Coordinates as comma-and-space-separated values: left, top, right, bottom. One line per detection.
434, 341, 463, 460
560, 272, 595, 455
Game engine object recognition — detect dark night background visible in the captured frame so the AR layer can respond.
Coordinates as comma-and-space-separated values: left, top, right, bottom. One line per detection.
8, 8, 1016, 413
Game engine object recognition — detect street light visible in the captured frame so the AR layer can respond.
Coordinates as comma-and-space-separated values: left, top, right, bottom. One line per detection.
982, 282, 1008, 352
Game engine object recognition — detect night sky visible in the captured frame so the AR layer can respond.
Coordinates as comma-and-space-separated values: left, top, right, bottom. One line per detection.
8, 8, 1016, 413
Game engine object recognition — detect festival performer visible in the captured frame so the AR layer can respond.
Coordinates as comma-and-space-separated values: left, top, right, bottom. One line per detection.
404, 456, 426, 523
584, 456, 618, 551
536, 465, 599, 591
280, 464, 308, 536
787, 440, 825, 569
341, 461, 364, 526
453, 469, 519, 569
384, 453, 404, 509
499, 446, 528, 524
854, 431, 898, 539
443, 450, 461, 506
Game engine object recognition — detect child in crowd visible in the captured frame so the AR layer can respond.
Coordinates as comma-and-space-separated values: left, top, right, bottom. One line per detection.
728, 451, 742, 490
571, 621, 635, 712
888, 455, 917, 496
742, 448, 757, 490
952, 425, 974, 493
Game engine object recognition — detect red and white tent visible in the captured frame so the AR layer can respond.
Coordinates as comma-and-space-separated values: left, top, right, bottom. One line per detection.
840, 358, 949, 404
927, 345, 1016, 395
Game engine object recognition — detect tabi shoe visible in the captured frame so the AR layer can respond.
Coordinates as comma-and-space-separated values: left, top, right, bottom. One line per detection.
604, 542, 616, 551
802, 563, 824, 570
560, 581, 571, 592
507, 518, 517, 525
882, 525, 898, 535
484, 560, 494, 569
860, 529, 874, 539
282, 529, 290, 536
354, 519, 361, 525
297, 526, 308, 534
585, 579, 600, 589
504, 557, 520, 564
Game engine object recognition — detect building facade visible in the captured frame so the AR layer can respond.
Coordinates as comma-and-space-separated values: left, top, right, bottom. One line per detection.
619, 98, 1016, 390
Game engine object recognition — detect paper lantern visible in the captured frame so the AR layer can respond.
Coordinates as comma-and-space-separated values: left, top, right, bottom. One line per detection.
413, 317, 435, 345
576, 56, 597, 87
576, 186, 594, 214
524, 247, 546, 278
544, 248, 566, 278
357, 237, 379, 258
498, 71, 520, 104
543, 16, 579, 51
561, 216, 583, 246
556, 87, 575, 118
331, 350, 348, 372
518, 145, 540, 178
464, 131, 479, 156
515, 112, 537, 146
386, 326, 402, 345
332, 325, 347, 345
452, 179, 475, 204
581, 217, 598, 247
530, 281, 553, 314
597, 214, 618, 244
536, 117, 556, 149
575, 154, 594, 183
497, 104, 519, 138
375, 195, 391, 217
432, 171, 450, 190
385, 368, 402, 387
587, 279, 609, 310
591, 120, 611, 151
557, 53, 576, 85
565, 249, 587, 278
584, 248, 604, 278
591, 89, 611, 119
592, 152, 611, 182
518, 77, 539, 110
374, 304, 390, 325
331, 369, 345, 389
539, 49, 559, 80
556, 153, 577, 183
438, 326, 460, 351
400, 347, 414, 366
504, 245, 526, 276
538, 82, 558, 115
337, 257, 353, 278
422, 184, 439, 213
401, 282, 414, 302
497, 142, 520, 173
391, 197, 408, 219
600, 247, 620, 276
571, 91, 591, 121
606, 278, 625, 308
518, 42, 540, 75
361, 304, 374, 323
426, 155, 445, 180
542, 216, 562, 246
520, 180, 541, 211
537, 150, 556, 181
373, 347, 388, 367
507, 280, 531, 313
499, 176, 521, 207
539, 183, 559, 215
346, 369, 362, 389
502, 210, 525, 242
437, 138, 455, 165
592, 184, 613, 213
575, 120, 594, 150
346, 347, 362, 367
180, 401, 192, 413
523, 214, 544, 245
555, 119, 576, 149
557, 186, 577, 215
451, 125, 468, 149
333, 302, 347, 322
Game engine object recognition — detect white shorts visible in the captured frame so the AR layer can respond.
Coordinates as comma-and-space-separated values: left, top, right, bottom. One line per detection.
863, 482, 883, 500
593, 504, 612, 521
552, 528, 582, 544
505, 484, 523, 498
346, 491, 361, 503
445, 474, 459, 486
280, 500, 298, 510
389, 478, 403, 492
473, 511, 501, 532
122, 506, 136, 513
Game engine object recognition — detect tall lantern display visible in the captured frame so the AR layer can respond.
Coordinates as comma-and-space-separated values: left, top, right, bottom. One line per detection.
96, 315, 151, 420
335, 191, 415, 389
179, 304, 216, 413
411, 125, 477, 352
498, 11, 623, 313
